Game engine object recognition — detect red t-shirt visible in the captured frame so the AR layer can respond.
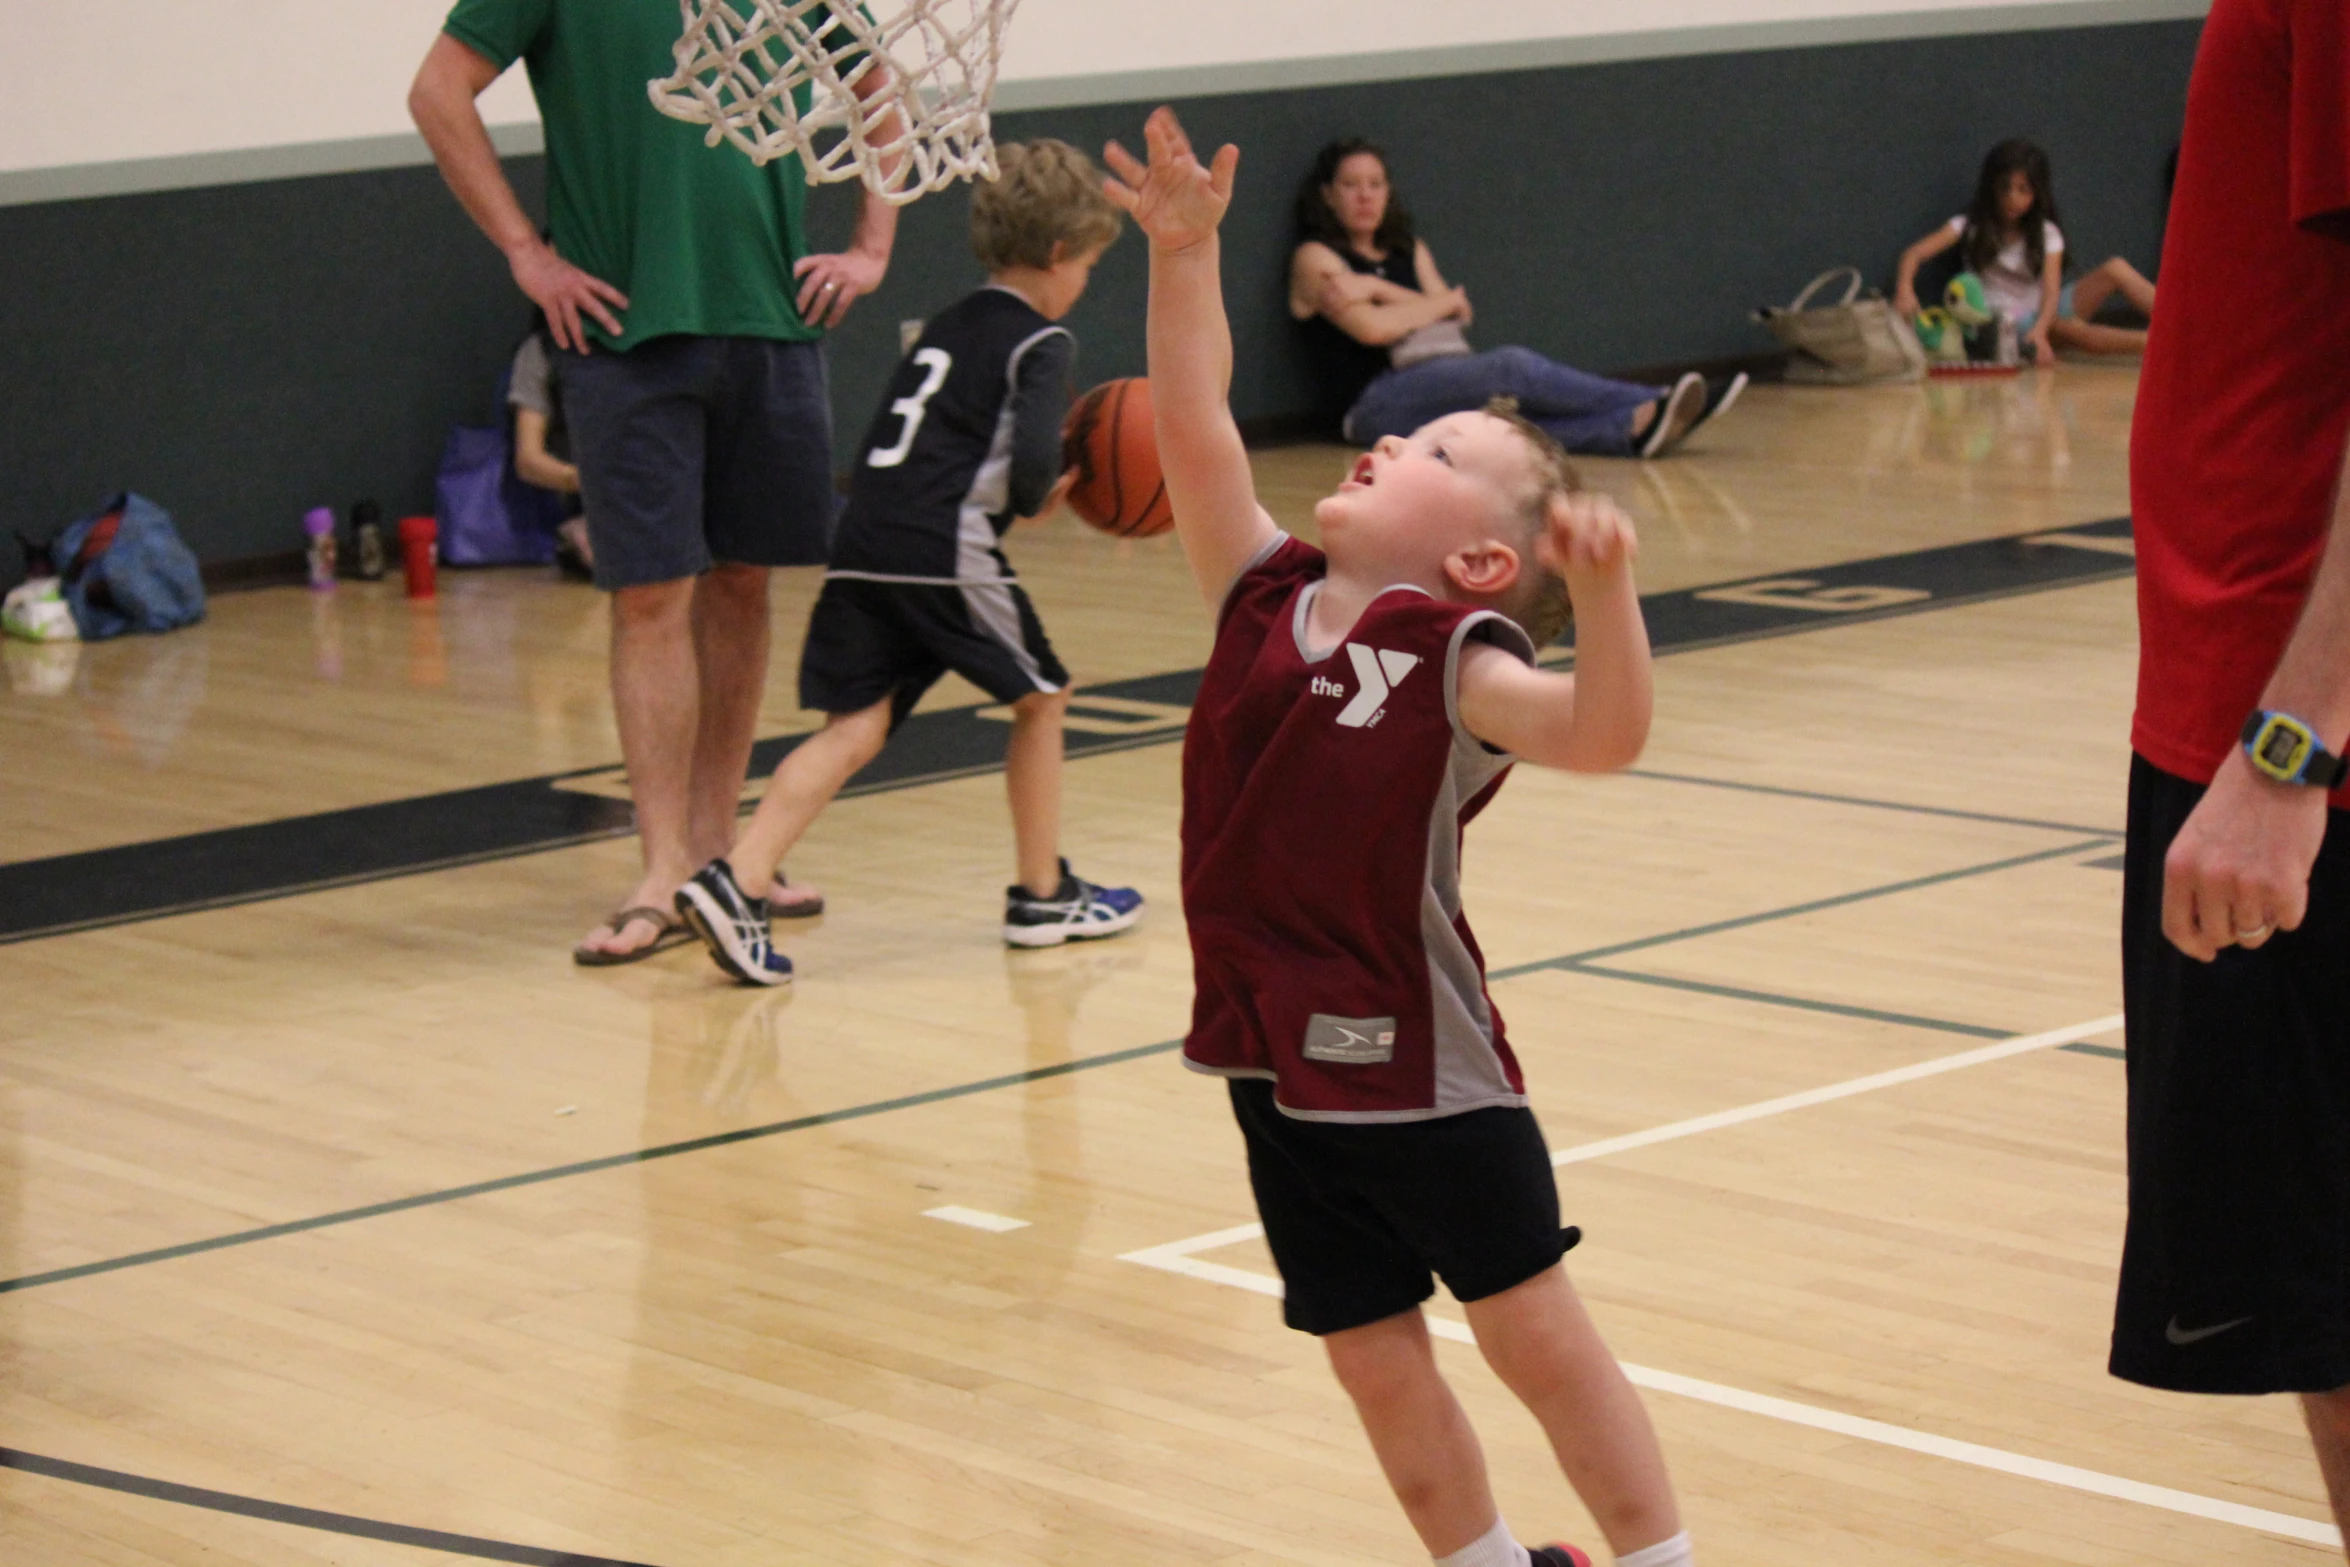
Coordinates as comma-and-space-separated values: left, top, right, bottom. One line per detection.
1180, 535, 1536, 1122
2133, 0, 2350, 797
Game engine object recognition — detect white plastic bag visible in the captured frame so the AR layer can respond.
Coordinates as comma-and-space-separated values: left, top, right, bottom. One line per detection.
2, 576, 81, 643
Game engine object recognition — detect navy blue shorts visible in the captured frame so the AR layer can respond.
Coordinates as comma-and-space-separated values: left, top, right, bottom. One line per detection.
1229, 1079, 1578, 1336
2112, 754, 2350, 1395
561, 336, 837, 590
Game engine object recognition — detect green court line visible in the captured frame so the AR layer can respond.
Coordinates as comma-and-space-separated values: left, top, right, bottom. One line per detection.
1494, 836, 2121, 975
2061, 1041, 2127, 1060
0, 835, 2121, 1297
0, 1038, 1183, 1296
1623, 767, 2123, 839
1537, 962, 2011, 1038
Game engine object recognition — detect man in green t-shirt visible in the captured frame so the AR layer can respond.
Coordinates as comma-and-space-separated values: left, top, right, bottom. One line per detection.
411, 0, 898, 962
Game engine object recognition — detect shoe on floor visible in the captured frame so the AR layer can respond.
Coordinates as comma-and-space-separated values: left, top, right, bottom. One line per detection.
1689, 369, 1748, 437
1638, 371, 1708, 459
675, 859, 793, 986
1530, 1546, 1594, 1567
1004, 859, 1144, 948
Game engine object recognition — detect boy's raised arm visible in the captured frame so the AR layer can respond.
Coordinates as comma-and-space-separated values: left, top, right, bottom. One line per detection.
1457, 493, 1654, 772
1105, 109, 1278, 606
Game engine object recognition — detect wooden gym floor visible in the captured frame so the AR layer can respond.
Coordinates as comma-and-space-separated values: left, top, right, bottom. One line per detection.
1, 367, 2337, 1566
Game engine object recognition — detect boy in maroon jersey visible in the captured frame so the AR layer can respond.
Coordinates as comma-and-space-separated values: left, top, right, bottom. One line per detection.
1104, 109, 1692, 1567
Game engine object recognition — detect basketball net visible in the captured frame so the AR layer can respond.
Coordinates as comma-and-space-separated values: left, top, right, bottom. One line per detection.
649, 0, 1020, 205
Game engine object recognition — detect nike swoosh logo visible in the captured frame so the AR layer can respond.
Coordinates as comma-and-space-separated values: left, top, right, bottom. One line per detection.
2165, 1314, 2253, 1345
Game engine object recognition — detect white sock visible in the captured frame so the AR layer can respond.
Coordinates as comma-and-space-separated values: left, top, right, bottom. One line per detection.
1616, 1531, 1693, 1567
1436, 1517, 1531, 1567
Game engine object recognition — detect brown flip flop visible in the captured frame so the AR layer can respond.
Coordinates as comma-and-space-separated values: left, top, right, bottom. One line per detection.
767, 874, 826, 919
572, 905, 694, 967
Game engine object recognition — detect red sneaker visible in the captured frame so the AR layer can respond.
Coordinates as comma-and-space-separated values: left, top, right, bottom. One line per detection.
1531, 1547, 1594, 1567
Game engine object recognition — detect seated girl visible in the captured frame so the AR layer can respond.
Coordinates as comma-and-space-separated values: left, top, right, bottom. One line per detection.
506, 317, 595, 579
1289, 138, 1742, 459
1893, 138, 2155, 362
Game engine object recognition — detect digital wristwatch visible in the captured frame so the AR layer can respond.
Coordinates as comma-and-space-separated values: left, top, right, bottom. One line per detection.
2240, 709, 2350, 789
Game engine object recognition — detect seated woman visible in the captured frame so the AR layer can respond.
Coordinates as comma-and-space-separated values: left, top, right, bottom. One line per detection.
1290, 138, 1742, 458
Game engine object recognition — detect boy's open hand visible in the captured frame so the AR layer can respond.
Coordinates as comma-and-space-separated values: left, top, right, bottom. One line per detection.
1538, 492, 1639, 584
1103, 107, 1238, 254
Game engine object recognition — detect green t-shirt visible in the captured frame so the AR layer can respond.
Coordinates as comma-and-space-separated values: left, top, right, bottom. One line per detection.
445, 0, 824, 351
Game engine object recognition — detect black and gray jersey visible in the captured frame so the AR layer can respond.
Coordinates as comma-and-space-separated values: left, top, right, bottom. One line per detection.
829, 286, 1074, 584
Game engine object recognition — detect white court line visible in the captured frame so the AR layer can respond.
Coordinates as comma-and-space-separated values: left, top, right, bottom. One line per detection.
1121, 1012, 2346, 1548
1550, 1013, 2124, 1167
923, 1205, 1031, 1232
1122, 1014, 2125, 1266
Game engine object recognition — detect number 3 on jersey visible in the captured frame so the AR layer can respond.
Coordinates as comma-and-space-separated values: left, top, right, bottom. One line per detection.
868, 347, 952, 468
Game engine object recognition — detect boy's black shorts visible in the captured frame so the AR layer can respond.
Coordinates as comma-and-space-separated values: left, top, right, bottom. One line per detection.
1229, 1079, 1579, 1336
798, 574, 1067, 729
2112, 754, 2350, 1395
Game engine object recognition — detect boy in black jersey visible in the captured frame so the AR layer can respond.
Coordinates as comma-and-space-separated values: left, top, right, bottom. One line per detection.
677, 140, 1143, 985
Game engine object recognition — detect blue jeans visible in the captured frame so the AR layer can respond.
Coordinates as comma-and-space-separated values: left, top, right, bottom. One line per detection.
1344, 346, 1663, 457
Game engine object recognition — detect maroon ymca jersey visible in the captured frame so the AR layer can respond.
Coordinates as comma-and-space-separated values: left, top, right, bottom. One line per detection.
2132, 0, 2350, 800
1180, 535, 1538, 1122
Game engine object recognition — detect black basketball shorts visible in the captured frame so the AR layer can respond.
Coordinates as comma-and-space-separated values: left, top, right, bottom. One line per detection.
2112, 754, 2350, 1395
798, 574, 1067, 728
1228, 1079, 1580, 1336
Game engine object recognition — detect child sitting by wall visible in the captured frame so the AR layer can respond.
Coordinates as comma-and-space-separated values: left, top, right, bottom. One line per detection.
1893, 138, 2156, 362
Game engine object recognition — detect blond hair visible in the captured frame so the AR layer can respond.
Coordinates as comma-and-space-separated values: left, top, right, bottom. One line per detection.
1479, 396, 1580, 648
971, 139, 1124, 272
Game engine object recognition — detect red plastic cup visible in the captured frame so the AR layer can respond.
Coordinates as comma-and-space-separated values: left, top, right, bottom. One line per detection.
397, 516, 438, 599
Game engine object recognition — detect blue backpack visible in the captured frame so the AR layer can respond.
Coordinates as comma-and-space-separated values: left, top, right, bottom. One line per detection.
57, 493, 206, 640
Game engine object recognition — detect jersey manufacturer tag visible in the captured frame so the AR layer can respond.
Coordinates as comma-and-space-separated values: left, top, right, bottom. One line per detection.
1303, 1014, 1398, 1063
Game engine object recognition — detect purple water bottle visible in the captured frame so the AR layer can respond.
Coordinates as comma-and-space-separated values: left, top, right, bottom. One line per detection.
303, 507, 338, 591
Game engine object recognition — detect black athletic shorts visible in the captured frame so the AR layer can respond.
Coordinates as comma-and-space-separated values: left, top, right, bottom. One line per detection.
798, 574, 1067, 728
1229, 1079, 1580, 1336
2112, 753, 2350, 1395
562, 336, 837, 591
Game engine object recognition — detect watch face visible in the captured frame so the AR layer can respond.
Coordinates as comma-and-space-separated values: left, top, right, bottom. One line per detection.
2259, 722, 2310, 774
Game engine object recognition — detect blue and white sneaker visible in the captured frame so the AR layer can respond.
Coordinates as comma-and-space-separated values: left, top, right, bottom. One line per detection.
1003, 859, 1144, 948
675, 859, 793, 986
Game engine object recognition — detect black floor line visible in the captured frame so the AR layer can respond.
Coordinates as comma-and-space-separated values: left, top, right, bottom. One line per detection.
0, 518, 2133, 947
0, 834, 2120, 1298
2062, 1041, 2128, 1059
0, 1446, 662, 1565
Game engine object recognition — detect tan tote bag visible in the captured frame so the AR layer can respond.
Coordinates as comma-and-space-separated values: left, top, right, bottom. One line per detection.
1754, 266, 1926, 385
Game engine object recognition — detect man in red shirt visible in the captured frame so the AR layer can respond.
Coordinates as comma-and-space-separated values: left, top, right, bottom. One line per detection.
2118, 0, 2350, 1538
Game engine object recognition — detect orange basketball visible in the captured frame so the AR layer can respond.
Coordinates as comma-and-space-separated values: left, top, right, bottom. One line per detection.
1062, 377, 1174, 538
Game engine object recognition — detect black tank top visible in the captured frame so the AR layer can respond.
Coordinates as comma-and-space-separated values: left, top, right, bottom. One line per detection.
1298, 245, 1419, 436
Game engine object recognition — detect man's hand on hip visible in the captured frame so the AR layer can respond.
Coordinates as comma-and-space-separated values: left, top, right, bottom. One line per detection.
509, 237, 628, 352
794, 247, 886, 328
2162, 747, 2330, 961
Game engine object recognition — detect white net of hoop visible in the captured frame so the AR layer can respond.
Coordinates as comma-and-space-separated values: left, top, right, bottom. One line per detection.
649, 0, 1020, 205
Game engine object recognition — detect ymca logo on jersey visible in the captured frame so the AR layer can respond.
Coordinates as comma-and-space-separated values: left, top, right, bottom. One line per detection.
1315, 644, 1422, 727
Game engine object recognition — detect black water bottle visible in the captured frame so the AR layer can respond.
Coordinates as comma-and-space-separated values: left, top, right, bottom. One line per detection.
349, 500, 387, 581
